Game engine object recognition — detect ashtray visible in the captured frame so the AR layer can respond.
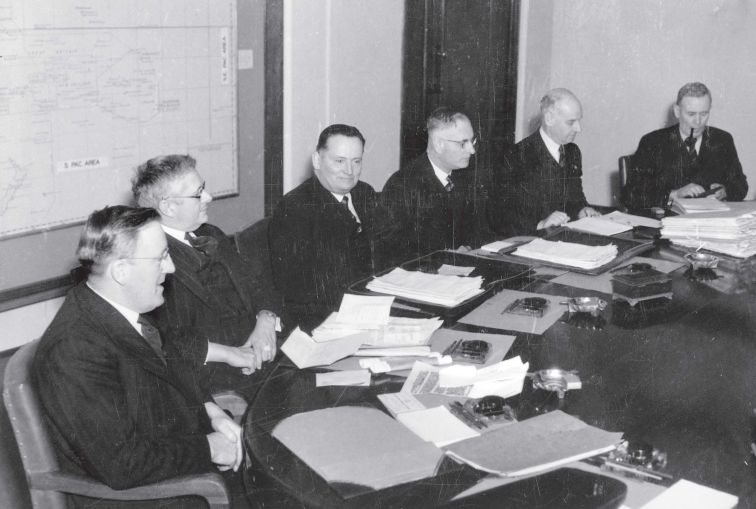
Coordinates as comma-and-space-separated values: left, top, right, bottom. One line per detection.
684, 252, 719, 270
561, 297, 607, 316
529, 369, 582, 399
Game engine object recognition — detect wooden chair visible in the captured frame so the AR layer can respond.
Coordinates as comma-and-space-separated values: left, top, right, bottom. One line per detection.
2, 340, 231, 509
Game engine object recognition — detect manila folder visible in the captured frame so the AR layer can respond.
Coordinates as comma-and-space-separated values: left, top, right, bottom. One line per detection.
272, 406, 444, 492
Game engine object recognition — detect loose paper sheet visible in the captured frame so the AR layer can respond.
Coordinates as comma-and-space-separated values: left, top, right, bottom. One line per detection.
640, 479, 738, 509
397, 406, 480, 447
315, 369, 371, 387
280, 327, 363, 368
457, 289, 567, 335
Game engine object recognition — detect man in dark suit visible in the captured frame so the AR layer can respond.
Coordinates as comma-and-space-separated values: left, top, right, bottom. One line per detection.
132, 154, 278, 395
380, 107, 494, 265
624, 82, 748, 211
33, 206, 243, 494
504, 88, 599, 234
269, 124, 379, 330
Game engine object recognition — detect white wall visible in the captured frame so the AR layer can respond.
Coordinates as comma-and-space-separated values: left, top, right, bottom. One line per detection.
519, 0, 756, 206
284, 0, 404, 192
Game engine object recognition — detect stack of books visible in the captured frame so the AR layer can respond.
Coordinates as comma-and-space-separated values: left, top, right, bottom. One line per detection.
661, 202, 756, 258
366, 268, 484, 307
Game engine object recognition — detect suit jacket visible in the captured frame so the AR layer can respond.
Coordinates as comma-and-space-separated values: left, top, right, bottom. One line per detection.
624, 125, 748, 210
380, 153, 494, 266
269, 177, 379, 330
33, 284, 214, 490
506, 131, 588, 234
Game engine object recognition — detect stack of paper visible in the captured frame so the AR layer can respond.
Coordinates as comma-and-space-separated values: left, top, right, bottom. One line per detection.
366, 267, 485, 307
280, 327, 363, 368
670, 197, 730, 214
313, 312, 443, 346
513, 238, 618, 270
565, 216, 632, 236
661, 202, 756, 258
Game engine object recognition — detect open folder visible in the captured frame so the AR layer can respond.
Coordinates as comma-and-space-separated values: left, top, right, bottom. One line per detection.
272, 406, 444, 494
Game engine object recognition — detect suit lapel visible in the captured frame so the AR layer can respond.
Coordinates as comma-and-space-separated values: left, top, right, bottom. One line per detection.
76, 285, 177, 383
166, 235, 214, 307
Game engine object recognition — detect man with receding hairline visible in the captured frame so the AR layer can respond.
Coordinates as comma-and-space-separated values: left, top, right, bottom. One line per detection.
380, 107, 494, 266
624, 82, 747, 211
504, 88, 598, 234
33, 206, 243, 497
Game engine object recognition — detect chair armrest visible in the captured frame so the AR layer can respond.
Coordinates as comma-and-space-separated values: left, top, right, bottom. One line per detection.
30, 471, 230, 507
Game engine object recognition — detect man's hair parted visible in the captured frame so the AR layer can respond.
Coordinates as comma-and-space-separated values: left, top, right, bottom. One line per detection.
426, 107, 470, 134
316, 124, 366, 151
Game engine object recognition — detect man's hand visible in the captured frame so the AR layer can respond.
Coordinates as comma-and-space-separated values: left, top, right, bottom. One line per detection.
670, 183, 706, 200
537, 211, 570, 230
206, 343, 257, 374
205, 402, 243, 471
243, 311, 277, 365
578, 206, 601, 218
710, 183, 727, 201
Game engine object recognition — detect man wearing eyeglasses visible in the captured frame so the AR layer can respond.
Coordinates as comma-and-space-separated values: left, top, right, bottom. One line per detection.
34, 206, 244, 494
503, 88, 599, 234
380, 107, 494, 266
132, 154, 279, 398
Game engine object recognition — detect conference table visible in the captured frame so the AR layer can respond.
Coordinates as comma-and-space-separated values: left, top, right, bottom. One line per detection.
243, 238, 756, 508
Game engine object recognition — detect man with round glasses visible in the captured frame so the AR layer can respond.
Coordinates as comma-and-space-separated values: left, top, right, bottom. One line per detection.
34, 206, 244, 494
132, 154, 279, 398
380, 107, 494, 265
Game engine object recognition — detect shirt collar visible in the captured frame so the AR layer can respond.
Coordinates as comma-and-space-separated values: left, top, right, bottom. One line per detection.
678, 128, 703, 153
539, 128, 562, 162
161, 224, 191, 246
429, 157, 452, 187
86, 282, 142, 334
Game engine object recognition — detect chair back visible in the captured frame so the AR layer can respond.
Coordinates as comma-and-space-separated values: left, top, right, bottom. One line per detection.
618, 154, 635, 210
3, 340, 67, 508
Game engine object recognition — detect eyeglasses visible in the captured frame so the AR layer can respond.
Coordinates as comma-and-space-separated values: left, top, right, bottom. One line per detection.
439, 137, 478, 149
123, 249, 171, 264
163, 182, 206, 200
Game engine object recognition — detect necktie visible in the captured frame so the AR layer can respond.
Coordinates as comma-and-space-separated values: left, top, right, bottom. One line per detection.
185, 232, 219, 259
444, 175, 454, 192
558, 145, 566, 168
684, 129, 697, 157
137, 315, 166, 364
340, 196, 362, 233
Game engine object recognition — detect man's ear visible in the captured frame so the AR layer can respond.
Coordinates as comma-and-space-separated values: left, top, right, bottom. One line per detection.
672, 104, 681, 121
158, 197, 175, 218
110, 260, 129, 286
543, 110, 554, 127
311, 151, 321, 171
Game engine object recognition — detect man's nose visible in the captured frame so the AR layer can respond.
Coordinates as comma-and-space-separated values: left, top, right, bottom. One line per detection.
343, 162, 354, 175
163, 255, 176, 274
574, 121, 582, 133
466, 142, 476, 155
201, 189, 213, 203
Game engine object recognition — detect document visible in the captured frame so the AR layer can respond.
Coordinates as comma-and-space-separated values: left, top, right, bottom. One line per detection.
401, 358, 528, 400
312, 313, 443, 347
366, 267, 485, 307
444, 410, 623, 477
315, 369, 371, 387
640, 479, 738, 509
480, 240, 516, 253
670, 197, 730, 214
458, 289, 567, 335
320, 294, 393, 330
604, 210, 661, 229
565, 216, 633, 236
437, 264, 476, 276
376, 392, 426, 416
513, 238, 618, 270
280, 327, 363, 369
272, 406, 444, 492
397, 406, 480, 447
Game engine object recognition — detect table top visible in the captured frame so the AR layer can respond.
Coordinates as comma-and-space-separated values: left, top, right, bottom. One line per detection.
243, 244, 756, 508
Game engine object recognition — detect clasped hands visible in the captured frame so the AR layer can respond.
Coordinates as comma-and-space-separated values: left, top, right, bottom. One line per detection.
205, 402, 243, 472
670, 183, 726, 201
